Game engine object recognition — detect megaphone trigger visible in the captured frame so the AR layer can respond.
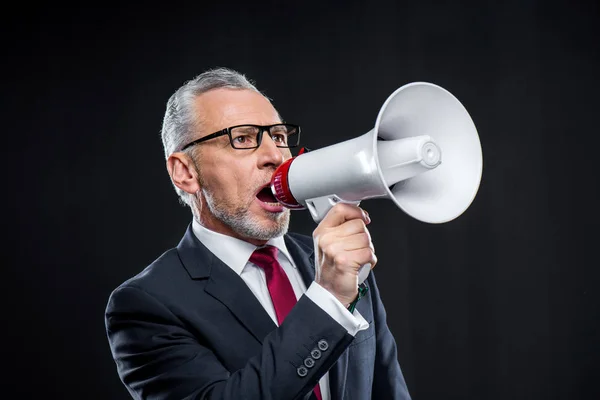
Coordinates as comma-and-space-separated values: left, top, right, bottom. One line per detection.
304, 194, 361, 223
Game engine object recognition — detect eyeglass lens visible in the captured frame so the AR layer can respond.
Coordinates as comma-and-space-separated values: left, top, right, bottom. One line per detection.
230, 125, 298, 149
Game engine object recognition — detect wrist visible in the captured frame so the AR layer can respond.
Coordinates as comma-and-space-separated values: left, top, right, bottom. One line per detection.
316, 280, 357, 306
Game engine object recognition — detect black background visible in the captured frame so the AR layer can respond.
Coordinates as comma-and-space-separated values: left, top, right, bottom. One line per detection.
5, 1, 599, 399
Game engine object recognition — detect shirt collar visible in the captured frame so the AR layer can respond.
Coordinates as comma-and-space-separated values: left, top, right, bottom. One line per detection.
191, 219, 295, 276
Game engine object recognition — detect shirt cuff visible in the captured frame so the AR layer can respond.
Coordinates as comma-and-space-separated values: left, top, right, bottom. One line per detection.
304, 282, 370, 336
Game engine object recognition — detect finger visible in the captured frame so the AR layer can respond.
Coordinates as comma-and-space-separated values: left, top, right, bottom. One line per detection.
331, 247, 377, 271
318, 222, 371, 253
322, 231, 373, 253
332, 219, 371, 238
318, 203, 370, 229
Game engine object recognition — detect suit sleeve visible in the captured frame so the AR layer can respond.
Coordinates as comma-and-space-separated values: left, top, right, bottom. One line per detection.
368, 273, 412, 400
105, 285, 353, 400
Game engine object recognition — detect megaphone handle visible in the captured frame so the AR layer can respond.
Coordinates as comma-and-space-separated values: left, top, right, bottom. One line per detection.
306, 195, 372, 285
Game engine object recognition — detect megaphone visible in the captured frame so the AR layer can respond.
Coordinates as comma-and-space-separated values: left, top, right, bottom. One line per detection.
271, 81, 483, 226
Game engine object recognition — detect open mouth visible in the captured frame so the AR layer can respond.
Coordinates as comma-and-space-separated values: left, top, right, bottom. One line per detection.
256, 185, 278, 204
255, 184, 285, 213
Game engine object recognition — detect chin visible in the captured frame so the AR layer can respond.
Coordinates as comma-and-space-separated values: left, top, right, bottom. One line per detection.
244, 211, 290, 240
204, 192, 290, 241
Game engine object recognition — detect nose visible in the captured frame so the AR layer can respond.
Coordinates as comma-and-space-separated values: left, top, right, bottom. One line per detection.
257, 133, 285, 168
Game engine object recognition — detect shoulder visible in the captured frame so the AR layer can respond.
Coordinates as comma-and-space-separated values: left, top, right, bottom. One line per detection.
127, 248, 180, 284
105, 247, 185, 307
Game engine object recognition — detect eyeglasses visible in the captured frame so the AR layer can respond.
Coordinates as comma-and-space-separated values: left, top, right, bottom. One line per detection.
180, 123, 301, 151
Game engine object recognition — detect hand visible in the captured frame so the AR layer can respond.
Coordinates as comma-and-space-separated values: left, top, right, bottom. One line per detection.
313, 203, 377, 307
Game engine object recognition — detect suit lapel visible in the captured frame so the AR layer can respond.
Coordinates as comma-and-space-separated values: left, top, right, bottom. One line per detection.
177, 224, 277, 344
284, 234, 315, 288
204, 261, 277, 344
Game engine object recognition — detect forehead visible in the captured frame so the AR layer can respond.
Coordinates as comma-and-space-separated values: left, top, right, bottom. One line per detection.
194, 88, 281, 133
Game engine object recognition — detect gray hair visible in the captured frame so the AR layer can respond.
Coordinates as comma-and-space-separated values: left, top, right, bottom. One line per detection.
160, 67, 265, 207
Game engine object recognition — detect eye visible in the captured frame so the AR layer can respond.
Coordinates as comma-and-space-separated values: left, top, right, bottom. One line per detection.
271, 133, 287, 144
230, 126, 260, 148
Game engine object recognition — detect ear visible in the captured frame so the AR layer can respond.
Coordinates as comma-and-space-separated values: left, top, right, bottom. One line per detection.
167, 152, 201, 195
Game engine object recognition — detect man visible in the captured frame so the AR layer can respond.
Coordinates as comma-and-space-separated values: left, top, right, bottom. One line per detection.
105, 67, 411, 400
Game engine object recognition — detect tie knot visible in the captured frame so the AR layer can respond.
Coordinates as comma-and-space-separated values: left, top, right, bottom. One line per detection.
249, 245, 279, 270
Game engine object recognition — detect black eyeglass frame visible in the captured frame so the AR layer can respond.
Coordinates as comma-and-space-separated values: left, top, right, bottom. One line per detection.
180, 123, 301, 151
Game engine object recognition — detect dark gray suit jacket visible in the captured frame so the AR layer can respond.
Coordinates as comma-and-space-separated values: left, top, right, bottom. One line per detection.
105, 224, 411, 399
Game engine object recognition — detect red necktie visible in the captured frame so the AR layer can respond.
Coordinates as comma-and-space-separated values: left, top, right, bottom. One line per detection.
249, 246, 323, 400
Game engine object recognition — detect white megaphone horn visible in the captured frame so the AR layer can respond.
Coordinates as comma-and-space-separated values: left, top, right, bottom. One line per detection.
270, 81, 483, 224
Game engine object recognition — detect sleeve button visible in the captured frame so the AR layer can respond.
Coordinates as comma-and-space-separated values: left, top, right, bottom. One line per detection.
297, 366, 308, 377
304, 357, 315, 368
311, 349, 322, 359
318, 339, 329, 351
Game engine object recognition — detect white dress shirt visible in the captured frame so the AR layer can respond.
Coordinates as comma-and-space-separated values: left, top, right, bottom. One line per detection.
192, 219, 369, 400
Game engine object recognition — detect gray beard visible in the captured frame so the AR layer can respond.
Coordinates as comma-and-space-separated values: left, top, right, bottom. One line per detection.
202, 188, 290, 241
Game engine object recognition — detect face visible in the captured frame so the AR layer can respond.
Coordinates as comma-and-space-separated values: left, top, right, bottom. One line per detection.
187, 88, 292, 244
